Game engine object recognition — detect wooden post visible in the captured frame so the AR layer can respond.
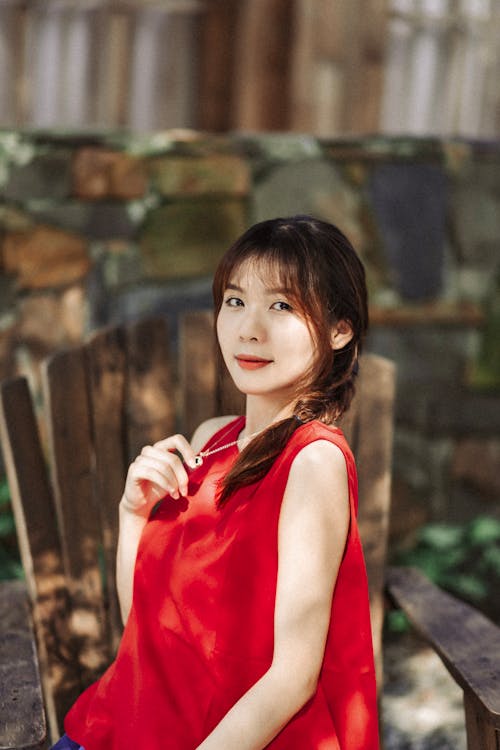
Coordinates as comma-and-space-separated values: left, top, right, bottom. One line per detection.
127, 1, 204, 131
29, 2, 64, 126
28, 0, 103, 127
380, 0, 415, 132
0, 0, 23, 126
455, 0, 491, 137
405, 0, 451, 134
232, 0, 293, 131
61, 8, 99, 126
464, 690, 500, 750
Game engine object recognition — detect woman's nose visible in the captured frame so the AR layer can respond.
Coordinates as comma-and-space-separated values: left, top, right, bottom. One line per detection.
238, 310, 265, 342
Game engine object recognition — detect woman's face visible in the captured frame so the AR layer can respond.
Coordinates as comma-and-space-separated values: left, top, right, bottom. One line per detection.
216, 260, 318, 412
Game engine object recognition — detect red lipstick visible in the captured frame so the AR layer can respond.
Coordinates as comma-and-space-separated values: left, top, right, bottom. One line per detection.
235, 355, 272, 370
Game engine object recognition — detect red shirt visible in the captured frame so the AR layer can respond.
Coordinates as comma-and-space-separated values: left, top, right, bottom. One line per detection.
65, 418, 379, 749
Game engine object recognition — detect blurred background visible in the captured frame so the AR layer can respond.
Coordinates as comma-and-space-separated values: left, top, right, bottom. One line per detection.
1, 0, 500, 136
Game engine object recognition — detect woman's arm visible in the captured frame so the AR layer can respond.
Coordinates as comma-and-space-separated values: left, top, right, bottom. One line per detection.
116, 416, 237, 625
116, 432, 197, 624
196, 439, 350, 750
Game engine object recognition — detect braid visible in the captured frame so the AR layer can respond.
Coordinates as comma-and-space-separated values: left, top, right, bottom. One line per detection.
217, 345, 360, 507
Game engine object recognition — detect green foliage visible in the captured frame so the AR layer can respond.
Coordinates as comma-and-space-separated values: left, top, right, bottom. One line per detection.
0, 475, 23, 581
392, 516, 500, 625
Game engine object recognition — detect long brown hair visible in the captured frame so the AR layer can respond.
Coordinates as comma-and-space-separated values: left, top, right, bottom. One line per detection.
212, 215, 368, 505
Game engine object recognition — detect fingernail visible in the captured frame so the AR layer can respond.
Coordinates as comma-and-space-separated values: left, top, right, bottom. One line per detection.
187, 458, 197, 469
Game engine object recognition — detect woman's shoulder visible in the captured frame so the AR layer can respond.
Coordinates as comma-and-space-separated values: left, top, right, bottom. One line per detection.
284, 421, 355, 476
190, 415, 240, 453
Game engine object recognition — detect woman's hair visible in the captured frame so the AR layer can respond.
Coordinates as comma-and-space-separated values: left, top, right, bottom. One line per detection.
212, 214, 368, 505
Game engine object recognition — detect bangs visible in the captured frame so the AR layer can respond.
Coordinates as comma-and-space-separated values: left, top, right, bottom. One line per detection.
213, 244, 322, 324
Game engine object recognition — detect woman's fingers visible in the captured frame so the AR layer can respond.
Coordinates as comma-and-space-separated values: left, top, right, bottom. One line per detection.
131, 455, 185, 499
125, 435, 195, 505
153, 434, 198, 469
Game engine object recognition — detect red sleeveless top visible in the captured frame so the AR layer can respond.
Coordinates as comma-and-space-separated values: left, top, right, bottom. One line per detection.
65, 418, 379, 749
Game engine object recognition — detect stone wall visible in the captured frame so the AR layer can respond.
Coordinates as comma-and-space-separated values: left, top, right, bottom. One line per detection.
1, 130, 499, 542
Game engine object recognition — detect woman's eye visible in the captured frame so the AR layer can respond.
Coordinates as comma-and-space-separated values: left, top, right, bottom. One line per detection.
225, 296, 244, 307
272, 301, 292, 311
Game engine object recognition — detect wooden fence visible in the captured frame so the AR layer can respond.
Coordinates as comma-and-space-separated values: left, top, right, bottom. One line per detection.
0, 0, 499, 137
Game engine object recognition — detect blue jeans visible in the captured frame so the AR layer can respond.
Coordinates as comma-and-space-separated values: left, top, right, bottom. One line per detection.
50, 734, 84, 750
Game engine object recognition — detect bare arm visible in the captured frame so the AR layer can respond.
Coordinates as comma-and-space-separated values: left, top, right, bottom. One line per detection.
196, 439, 350, 750
116, 416, 237, 625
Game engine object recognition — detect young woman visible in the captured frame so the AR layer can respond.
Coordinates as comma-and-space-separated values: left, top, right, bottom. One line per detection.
54, 215, 379, 750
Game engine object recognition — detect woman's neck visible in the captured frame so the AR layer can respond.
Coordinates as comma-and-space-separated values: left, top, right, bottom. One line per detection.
243, 395, 294, 437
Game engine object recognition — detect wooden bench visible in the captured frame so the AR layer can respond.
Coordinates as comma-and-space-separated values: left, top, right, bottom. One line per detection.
0, 314, 499, 750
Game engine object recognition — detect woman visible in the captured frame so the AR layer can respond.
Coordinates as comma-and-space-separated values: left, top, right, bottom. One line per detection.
55, 215, 379, 749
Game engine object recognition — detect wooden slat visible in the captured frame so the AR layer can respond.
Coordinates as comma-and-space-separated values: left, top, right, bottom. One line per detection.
85, 325, 127, 651
124, 316, 175, 461
350, 353, 396, 684
179, 311, 218, 438
0, 580, 47, 750
386, 566, 500, 730
0, 377, 78, 740
44, 350, 110, 686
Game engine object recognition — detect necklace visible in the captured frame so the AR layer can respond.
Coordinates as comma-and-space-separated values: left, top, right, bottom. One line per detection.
193, 422, 262, 467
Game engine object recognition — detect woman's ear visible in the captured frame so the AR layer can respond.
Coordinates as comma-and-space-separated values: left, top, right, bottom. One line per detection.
330, 320, 354, 351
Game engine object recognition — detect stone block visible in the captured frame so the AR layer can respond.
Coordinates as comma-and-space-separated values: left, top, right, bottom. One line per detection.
424, 386, 500, 436
252, 159, 365, 252
150, 154, 250, 197
72, 148, 148, 200
140, 198, 247, 279
28, 202, 137, 241
0, 276, 16, 320
92, 241, 143, 289
451, 438, 500, 501
0, 205, 34, 233
368, 163, 448, 301
236, 133, 322, 164
2, 225, 90, 290
388, 476, 429, 545
17, 285, 87, 352
3, 150, 73, 201
451, 161, 500, 266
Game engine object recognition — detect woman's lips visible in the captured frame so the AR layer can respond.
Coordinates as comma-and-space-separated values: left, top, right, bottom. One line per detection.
235, 355, 272, 370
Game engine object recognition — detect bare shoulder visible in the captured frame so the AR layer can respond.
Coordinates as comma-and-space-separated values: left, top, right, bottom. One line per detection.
190, 415, 239, 453
285, 439, 349, 513
290, 439, 347, 480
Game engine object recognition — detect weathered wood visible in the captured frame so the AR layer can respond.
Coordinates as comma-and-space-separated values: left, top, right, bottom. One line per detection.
0, 377, 78, 740
124, 316, 175, 461
85, 325, 128, 652
0, 580, 47, 750
232, 0, 293, 130
464, 692, 500, 750
43, 350, 111, 684
179, 311, 219, 438
386, 566, 500, 732
198, 0, 239, 131
349, 354, 396, 684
